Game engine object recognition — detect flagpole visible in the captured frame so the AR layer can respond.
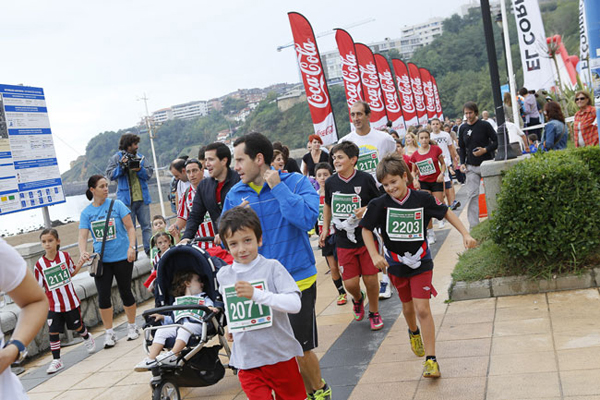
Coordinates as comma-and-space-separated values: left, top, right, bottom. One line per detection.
501, 0, 520, 127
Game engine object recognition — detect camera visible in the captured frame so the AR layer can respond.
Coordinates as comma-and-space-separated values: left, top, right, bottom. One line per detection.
123, 152, 142, 169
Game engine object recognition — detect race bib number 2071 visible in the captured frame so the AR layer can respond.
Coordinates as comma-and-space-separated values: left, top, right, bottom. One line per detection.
223, 280, 272, 333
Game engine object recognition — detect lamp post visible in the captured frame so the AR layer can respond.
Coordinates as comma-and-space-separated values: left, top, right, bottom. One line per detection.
495, 12, 509, 83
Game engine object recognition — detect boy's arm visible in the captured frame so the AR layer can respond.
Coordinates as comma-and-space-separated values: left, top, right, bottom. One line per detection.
362, 228, 388, 270
319, 203, 332, 247
444, 209, 477, 249
270, 175, 319, 231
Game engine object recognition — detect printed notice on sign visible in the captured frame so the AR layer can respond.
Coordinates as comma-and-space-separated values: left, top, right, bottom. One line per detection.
0, 84, 65, 216
223, 280, 272, 333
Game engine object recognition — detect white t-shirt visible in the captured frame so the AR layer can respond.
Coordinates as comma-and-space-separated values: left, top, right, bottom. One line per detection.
506, 122, 526, 152
430, 131, 453, 165
0, 238, 29, 400
340, 128, 396, 184
176, 180, 191, 207
483, 118, 498, 132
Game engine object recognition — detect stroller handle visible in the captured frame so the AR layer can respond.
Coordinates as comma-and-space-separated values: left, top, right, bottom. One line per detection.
143, 304, 218, 322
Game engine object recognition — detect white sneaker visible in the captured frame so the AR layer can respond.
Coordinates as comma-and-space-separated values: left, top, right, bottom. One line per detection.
379, 281, 392, 299
437, 219, 445, 229
127, 324, 140, 341
104, 331, 117, 348
157, 350, 181, 368
134, 357, 157, 372
83, 335, 96, 353
427, 229, 436, 245
47, 358, 64, 374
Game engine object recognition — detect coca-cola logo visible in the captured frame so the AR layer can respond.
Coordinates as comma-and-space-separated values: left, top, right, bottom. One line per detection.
316, 125, 334, 138
296, 39, 330, 109
432, 85, 442, 112
411, 77, 426, 111
396, 74, 415, 114
340, 52, 362, 106
379, 70, 401, 114
359, 62, 385, 112
423, 81, 436, 112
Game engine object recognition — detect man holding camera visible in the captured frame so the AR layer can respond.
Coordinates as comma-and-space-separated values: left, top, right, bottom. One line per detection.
106, 133, 154, 255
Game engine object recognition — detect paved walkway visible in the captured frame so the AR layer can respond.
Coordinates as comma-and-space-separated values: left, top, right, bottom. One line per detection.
20, 187, 600, 399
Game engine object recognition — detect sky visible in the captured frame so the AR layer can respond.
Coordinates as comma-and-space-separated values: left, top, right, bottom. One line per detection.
1, 0, 466, 172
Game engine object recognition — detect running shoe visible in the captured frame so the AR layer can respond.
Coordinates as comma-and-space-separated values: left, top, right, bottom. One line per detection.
369, 312, 384, 330
409, 329, 425, 357
437, 219, 446, 229
352, 291, 365, 321
83, 335, 96, 354
134, 357, 157, 372
423, 358, 441, 378
451, 200, 461, 210
46, 358, 63, 374
127, 324, 140, 340
157, 351, 181, 368
336, 293, 348, 306
313, 379, 332, 400
104, 331, 117, 348
427, 229, 436, 245
379, 281, 392, 299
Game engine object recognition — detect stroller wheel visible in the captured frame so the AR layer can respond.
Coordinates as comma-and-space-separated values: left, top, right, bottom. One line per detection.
152, 380, 180, 400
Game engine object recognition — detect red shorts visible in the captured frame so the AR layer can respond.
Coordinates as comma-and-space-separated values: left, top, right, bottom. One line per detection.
337, 246, 379, 280
389, 270, 438, 303
238, 357, 306, 400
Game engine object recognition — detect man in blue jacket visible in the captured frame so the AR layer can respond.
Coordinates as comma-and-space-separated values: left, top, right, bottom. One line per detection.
106, 133, 153, 255
222, 132, 330, 400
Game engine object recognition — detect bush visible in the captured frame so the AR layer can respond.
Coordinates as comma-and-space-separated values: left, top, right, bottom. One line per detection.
490, 150, 600, 264
571, 146, 600, 184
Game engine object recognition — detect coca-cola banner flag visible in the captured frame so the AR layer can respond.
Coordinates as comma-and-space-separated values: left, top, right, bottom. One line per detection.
335, 29, 364, 122
288, 12, 338, 145
431, 75, 444, 120
355, 43, 388, 130
374, 53, 406, 135
419, 68, 436, 120
391, 59, 418, 128
407, 62, 428, 125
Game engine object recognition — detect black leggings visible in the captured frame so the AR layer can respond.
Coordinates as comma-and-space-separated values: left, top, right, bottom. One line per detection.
94, 259, 136, 309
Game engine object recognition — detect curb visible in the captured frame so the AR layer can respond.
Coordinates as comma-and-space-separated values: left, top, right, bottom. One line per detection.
449, 268, 600, 301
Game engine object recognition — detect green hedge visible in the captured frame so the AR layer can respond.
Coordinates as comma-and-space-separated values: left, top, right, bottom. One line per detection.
490, 148, 600, 264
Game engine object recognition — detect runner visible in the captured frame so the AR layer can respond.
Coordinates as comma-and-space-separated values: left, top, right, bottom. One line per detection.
430, 118, 460, 214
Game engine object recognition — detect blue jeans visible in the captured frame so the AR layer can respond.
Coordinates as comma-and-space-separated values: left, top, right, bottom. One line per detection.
129, 201, 152, 253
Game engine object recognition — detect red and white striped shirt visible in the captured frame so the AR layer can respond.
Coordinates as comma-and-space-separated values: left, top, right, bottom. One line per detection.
34, 251, 80, 312
177, 186, 215, 249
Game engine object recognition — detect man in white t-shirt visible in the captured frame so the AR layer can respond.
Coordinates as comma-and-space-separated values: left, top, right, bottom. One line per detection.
340, 100, 396, 299
170, 158, 192, 212
0, 238, 48, 399
430, 118, 461, 218
481, 111, 498, 132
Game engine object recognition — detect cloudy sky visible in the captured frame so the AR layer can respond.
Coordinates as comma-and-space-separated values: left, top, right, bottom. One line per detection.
1, 0, 467, 172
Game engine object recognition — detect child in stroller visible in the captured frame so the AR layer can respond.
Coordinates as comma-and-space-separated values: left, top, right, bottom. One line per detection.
134, 270, 219, 370
134, 243, 232, 400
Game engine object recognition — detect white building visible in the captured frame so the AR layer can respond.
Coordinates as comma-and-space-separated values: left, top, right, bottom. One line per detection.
399, 17, 444, 59
171, 100, 208, 120
152, 108, 173, 124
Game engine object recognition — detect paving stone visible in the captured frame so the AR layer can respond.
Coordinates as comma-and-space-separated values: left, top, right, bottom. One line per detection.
449, 279, 491, 301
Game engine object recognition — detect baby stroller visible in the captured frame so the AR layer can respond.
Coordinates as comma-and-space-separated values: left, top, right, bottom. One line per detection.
141, 240, 233, 400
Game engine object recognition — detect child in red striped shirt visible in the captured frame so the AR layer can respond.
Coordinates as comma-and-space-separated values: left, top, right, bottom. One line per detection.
34, 229, 96, 374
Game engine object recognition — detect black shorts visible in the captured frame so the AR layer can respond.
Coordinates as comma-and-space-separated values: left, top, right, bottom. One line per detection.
47, 308, 83, 333
288, 282, 317, 352
444, 180, 453, 190
419, 180, 444, 193
320, 234, 337, 258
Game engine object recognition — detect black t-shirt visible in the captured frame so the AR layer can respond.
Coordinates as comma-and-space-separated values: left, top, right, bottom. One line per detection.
360, 189, 448, 277
302, 151, 330, 177
324, 170, 379, 248
285, 158, 301, 174
458, 119, 498, 166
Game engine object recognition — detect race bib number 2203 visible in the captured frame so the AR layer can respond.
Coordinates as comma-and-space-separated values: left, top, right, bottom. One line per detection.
386, 207, 424, 241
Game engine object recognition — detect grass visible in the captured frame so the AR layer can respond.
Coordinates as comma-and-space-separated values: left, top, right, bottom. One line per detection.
452, 220, 600, 283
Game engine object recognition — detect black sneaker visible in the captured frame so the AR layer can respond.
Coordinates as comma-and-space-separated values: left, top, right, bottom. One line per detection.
451, 201, 461, 210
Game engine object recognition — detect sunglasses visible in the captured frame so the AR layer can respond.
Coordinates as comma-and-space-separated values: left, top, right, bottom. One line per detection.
575, 97, 587, 101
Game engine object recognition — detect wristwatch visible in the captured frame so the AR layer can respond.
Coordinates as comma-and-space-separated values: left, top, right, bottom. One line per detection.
3, 339, 27, 364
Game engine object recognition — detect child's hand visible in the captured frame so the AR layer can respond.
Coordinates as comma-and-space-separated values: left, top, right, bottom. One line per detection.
436, 173, 444, 183
463, 234, 477, 249
371, 254, 389, 270
413, 180, 421, 190
227, 332, 234, 342
354, 206, 367, 219
208, 306, 219, 313
235, 281, 254, 299
319, 231, 327, 248
150, 313, 164, 322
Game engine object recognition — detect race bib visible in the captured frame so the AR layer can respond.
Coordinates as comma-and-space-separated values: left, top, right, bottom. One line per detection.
386, 207, 424, 241
91, 218, 116, 241
415, 158, 436, 176
42, 262, 72, 291
173, 296, 206, 323
223, 280, 272, 333
318, 203, 324, 226
331, 193, 361, 219
203, 212, 211, 223
357, 150, 379, 173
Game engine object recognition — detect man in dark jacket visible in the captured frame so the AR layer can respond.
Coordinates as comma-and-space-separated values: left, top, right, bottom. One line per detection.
458, 101, 498, 230
180, 142, 239, 245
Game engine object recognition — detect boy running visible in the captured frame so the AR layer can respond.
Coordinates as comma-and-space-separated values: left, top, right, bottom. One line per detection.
360, 153, 476, 378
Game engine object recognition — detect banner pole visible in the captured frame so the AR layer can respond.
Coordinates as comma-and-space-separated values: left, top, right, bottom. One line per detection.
502, 0, 521, 127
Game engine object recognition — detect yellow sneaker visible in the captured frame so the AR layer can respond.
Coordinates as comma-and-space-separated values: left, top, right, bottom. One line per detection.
409, 329, 425, 357
423, 358, 441, 378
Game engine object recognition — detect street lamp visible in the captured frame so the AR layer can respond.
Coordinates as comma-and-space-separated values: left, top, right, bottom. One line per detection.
495, 12, 509, 83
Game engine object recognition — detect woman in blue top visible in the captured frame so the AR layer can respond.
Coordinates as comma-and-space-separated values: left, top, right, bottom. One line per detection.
78, 175, 140, 349
541, 101, 568, 151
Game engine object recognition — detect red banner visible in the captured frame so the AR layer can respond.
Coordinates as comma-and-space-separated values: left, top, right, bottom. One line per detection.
334, 29, 364, 122
288, 12, 338, 145
374, 54, 406, 135
407, 62, 428, 125
431, 75, 444, 120
419, 68, 436, 120
355, 43, 388, 130
391, 59, 418, 128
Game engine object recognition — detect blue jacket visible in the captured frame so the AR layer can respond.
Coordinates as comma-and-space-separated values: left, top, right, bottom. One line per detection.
542, 120, 568, 151
106, 150, 153, 206
222, 171, 319, 282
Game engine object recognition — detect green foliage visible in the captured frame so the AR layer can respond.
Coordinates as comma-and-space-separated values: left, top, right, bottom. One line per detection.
452, 232, 516, 282
571, 146, 600, 182
221, 97, 247, 115
490, 150, 600, 264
